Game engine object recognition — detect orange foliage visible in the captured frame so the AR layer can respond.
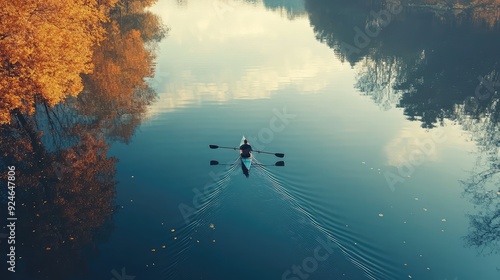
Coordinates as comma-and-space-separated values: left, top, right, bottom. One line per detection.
78, 20, 155, 119
0, 0, 116, 125
94, 26, 153, 98
472, 0, 500, 5
0, 121, 118, 277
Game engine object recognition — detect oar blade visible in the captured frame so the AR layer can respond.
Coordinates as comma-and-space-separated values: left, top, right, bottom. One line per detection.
275, 161, 285, 166
209, 145, 219, 149
210, 160, 219, 165
275, 153, 285, 158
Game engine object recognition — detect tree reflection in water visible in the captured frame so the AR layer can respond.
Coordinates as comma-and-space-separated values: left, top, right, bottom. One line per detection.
305, 0, 500, 256
0, 0, 166, 278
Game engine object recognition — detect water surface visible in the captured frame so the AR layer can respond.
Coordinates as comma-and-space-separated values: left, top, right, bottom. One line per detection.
3, 0, 500, 280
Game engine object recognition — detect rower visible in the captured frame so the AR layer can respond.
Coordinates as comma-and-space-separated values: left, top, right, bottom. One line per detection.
239, 139, 252, 158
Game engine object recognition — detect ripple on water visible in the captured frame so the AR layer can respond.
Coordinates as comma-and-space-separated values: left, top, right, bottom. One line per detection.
252, 158, 400, 280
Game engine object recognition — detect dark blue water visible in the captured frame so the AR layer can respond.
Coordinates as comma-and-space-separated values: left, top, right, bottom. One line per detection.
3, 0, 500, 280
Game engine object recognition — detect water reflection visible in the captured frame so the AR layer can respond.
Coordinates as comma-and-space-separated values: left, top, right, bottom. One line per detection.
306, 0, 500, 128
261, 0, 307, 19
148, 0, 340, 116
455, 76, 500, 255
0, 120, 117, 279
0, 0, 164, 278
306, 0, 500, 257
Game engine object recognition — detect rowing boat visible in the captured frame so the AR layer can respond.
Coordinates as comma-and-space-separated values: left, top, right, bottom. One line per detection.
240, 136, 252, 170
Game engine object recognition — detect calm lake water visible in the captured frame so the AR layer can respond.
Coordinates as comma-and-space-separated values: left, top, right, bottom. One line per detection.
3, 0, 500, 279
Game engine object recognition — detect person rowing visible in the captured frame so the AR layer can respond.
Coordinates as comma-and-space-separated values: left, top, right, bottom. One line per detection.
239, 139, 253, 159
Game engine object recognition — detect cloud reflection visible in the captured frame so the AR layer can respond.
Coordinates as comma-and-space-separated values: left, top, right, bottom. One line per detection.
147, 0, 341, 116
384, 120, 474, 167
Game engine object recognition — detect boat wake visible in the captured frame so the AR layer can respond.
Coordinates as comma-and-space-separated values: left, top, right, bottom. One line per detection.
157, 155, 390, 280
158, 157, 240, 280
252, 159, 380, 280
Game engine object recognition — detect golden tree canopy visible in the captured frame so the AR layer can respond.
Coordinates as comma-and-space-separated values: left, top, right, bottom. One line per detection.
0, 0, 116, 124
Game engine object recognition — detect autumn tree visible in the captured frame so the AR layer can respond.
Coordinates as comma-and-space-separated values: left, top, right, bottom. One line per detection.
0, 1, 164, 278
0, 0, 117, 125
120, 10, 168, 42
75, 1, 165, 142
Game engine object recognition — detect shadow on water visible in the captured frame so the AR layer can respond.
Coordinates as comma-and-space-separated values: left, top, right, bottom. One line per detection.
0, 0, 165, 279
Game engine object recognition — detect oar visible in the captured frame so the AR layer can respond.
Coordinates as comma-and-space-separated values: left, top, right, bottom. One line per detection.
210, 160, 284, 167
209, 145, 237, 150
255, 161, 285, 167
210, 160, 235, 166
210, 144, 284, 158
255, 150, 285, 158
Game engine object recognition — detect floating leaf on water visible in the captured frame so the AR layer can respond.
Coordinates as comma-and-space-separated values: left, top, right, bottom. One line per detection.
378, 213, 384, 217
151, 248, 156, 252
162, 245, 166, 249
441, 218, 447, 222
209, 223, 215, 229
423, 208, 428, 211
171, 229, 175, 232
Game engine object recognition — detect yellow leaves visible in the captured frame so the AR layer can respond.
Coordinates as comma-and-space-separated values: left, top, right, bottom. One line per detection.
0, 0, 161, 125
0, 0, 115, 125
